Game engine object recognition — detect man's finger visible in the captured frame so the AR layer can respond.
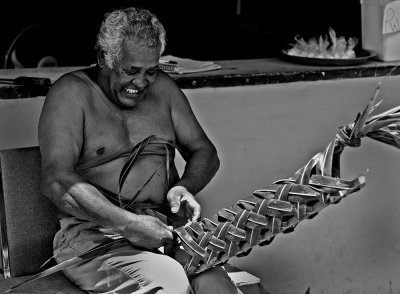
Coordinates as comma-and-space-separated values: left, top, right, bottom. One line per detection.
191, 206, 201, 222
165, 230, 174, 240
160, 221, 173, 231
182, 195, 201, 221
159, 223, 174, 239
169, 194, 182, 213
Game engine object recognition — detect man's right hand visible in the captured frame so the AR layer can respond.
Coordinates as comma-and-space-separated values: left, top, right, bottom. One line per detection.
125, 214, 174, 250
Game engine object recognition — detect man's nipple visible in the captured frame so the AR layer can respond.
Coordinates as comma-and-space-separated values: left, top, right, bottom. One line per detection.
96, 147, 105, 155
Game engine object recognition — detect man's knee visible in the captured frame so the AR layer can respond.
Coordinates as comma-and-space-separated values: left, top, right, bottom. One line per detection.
145, 254, 192, 294
190, 266, 238, 294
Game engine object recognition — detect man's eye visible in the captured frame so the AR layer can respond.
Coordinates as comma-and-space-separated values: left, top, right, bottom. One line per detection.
122, 69, 138, 76
147, 68, 158, 75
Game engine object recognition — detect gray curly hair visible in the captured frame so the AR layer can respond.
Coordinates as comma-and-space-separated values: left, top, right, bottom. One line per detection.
96, 7, 166, 69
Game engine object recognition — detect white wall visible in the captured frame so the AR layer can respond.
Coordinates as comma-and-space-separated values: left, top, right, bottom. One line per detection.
178, 76, 400, 294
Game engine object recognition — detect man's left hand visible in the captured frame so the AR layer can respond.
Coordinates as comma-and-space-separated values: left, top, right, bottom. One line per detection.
167, 186, 201, 222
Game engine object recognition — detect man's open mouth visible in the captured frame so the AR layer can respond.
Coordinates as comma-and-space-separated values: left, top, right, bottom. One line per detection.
125, 88, 139, 94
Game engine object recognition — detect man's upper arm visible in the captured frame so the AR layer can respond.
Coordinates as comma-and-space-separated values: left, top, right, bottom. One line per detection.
162, 75, 215, 154
38, 74, 85, 174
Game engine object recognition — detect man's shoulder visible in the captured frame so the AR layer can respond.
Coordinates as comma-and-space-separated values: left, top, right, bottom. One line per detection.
152, 70, 178, 89
150, 70, 182, 101
54, 69, 92, 91
47, 69, 93, 103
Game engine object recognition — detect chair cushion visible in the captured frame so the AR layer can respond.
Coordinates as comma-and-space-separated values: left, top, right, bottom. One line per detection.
0, 147, 59, 277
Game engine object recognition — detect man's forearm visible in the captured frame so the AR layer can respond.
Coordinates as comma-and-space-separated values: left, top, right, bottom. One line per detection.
42, 172, 134, 234
42, 171, 174, 249
175, 147, 220, 195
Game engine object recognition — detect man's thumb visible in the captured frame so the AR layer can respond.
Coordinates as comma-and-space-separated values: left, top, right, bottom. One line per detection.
171, 200, 180, 213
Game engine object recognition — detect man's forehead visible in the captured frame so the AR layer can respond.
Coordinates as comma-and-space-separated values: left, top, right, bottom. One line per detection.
118, 42, 160, 67
121, 38, 161, 54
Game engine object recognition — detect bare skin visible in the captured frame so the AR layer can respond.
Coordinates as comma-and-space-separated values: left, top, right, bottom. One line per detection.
39, 38, 220, 251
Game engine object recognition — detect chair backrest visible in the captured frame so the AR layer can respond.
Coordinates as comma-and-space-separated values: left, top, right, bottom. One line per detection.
0, 147, 59, 277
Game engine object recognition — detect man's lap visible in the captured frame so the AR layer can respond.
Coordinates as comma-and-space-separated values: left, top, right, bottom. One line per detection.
53, 218, 239, 294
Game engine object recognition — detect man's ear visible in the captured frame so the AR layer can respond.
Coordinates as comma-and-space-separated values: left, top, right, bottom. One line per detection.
97, 49, 106, 68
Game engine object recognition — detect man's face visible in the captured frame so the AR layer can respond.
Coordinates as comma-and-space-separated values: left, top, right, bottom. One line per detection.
107, 38, 160, 109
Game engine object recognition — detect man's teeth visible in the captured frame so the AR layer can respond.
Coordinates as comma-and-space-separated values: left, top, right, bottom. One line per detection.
125, 88, 138, 94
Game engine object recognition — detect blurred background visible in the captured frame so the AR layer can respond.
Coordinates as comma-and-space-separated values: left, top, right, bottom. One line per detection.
0, 0, 361, 68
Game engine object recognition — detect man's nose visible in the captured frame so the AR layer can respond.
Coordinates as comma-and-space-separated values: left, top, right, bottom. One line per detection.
131, 76, 146, 89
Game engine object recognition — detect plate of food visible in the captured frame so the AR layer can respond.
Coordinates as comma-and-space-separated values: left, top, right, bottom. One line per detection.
281, 28, 377, 66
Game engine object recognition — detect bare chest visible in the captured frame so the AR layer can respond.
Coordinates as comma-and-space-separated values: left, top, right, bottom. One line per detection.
79, 101, 175, 164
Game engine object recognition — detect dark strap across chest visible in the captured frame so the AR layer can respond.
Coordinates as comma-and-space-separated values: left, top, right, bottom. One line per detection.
81, 135, 181, 215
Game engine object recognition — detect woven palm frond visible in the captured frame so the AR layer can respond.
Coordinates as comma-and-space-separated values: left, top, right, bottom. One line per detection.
174, 81, 400, 277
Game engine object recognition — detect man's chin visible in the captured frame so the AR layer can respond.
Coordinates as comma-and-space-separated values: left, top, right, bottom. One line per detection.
118, 93, 142, 108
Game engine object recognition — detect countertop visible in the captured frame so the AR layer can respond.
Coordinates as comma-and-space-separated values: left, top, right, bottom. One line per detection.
1, 57, 400, 98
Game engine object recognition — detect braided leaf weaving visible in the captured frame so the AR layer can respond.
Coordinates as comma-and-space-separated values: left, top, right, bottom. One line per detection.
173, 81, 400, 277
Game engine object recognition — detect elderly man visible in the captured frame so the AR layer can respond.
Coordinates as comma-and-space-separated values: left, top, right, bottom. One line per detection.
38, 6, 240, 294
